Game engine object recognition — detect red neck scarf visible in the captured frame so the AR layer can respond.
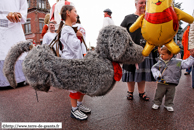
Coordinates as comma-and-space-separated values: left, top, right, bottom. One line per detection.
144, 6, 179, 31
105, 16, 112, 18
112, 62, 122, 81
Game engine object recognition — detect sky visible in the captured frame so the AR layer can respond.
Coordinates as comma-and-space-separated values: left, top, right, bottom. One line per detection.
48, 0, 194, 48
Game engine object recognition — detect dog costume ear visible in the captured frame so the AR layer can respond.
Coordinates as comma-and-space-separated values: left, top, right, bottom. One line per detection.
108, 26, 128, 61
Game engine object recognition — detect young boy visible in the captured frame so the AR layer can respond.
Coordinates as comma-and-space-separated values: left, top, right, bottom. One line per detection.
151, 46, 194, 112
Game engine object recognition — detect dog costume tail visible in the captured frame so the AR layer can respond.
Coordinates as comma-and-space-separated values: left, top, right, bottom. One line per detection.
3, 40, 34, 88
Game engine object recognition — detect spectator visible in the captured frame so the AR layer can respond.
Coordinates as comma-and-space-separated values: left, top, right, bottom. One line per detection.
120, 0, 158, 101
0, 0, 27, 87
152, 46, 194, 111
50, 0, 74, 30
102, 8, 114, 28
41, 13, 50, 38
42, 21, 57, 45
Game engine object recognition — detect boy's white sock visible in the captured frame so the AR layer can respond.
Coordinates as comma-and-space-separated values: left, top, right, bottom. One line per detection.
72, 106, 78, 111
77, 101, 82, 107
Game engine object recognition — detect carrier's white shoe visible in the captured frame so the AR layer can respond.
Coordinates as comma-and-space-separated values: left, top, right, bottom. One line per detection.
78, 104, 91, 114
70, 109, 88, 120
152, 104, 160, 110
164, 106, 174, 112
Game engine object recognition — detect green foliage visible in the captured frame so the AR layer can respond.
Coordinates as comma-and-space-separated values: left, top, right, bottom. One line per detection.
174, 1, 184, 41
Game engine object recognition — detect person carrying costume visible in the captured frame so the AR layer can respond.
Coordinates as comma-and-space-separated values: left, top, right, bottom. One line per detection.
120, 0, 158, 101
151, 46, 194, 111
102, 8, 114, 28
56, 5, 91, 121
0, 0, 27, 87
182, 25, 192, 75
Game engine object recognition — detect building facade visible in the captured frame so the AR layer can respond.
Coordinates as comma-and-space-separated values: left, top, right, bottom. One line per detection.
23, 0, 50, 45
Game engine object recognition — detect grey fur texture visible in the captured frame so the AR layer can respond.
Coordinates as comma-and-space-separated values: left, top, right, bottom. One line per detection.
4, 25, 144, 96
3, 40, 33, 88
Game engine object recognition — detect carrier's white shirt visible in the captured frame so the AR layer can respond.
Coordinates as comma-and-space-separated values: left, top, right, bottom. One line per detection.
72, 23, 87, 54
43, 32, 62, 55
102, 17, 114, 28
0, 0, 27, 60
42, 32, 57, 45
60, 26, 83, 59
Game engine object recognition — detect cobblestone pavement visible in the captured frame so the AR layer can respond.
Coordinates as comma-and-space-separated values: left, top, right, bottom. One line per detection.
0, 70, 194, 130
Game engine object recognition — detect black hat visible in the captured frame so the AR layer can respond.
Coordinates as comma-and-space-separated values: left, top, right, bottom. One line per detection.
103, 8, 112, 13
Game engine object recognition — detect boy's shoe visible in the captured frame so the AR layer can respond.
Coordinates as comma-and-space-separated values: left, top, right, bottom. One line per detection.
78, 104, 91, 114
70, 109, 88, 120
164, 106, 174, 112
152, 104, 160, 110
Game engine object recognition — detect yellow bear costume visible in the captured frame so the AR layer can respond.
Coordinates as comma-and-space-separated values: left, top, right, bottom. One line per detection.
130, 0, 194, 56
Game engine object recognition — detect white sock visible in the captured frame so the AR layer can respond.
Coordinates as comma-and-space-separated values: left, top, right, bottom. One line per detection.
77, 101, 82, 107
72, 106, 78, 111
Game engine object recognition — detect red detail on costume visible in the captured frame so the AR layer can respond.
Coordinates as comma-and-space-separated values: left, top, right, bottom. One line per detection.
50, 3, 57, 21
112, 62, 122, 81
69, 92, 84, 99
156, 1, 162, 5
65, 1, 70, 5
145, 6, 179, 31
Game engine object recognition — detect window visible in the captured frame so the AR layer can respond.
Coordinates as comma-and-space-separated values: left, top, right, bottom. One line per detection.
27, 0, 30, 8
37, 0, 46, 9
39, 19, 44, 33
24, 19, 31, 34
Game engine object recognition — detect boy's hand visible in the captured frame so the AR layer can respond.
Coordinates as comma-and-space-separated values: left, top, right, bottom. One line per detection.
190, 48, 194, 57
157, 76, 166, 84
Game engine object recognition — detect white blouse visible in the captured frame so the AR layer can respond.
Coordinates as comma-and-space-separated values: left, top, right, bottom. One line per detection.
60, 25, 83, 59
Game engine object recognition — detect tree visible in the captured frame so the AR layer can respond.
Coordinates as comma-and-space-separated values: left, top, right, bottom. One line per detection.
174, 1, 184, 41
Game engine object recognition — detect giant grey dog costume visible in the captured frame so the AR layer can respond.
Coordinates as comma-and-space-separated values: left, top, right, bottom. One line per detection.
4, 25, 144, 96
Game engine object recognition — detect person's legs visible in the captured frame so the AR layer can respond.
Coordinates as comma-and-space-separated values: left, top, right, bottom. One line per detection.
138, 81, 149, 100
137, 81, 145, 93
164, 85, 175, 112
70, 98, 77, 107
126, 82, 135, 100
127, 82, 135, 92
77, 93, 91, 114
153, 84, 166, 105
69, 92, 88, 120
164, 85, 175, 107
77, 94, 84, 102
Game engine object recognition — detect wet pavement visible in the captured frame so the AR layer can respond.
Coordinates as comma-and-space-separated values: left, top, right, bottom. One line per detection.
0, 70, 194, 130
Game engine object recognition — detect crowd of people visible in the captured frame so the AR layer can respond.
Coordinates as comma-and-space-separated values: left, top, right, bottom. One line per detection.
1, 0, 194, 121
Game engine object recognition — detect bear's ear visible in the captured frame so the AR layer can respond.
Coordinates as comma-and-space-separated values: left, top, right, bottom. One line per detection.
108, 27, 128, 61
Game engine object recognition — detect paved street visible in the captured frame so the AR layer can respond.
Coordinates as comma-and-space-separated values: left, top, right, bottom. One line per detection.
0, 70, 194, 130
